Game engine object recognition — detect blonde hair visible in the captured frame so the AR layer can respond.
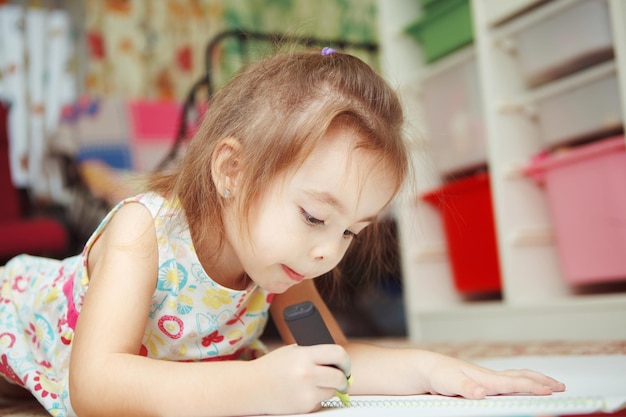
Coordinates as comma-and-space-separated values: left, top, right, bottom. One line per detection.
148, 49, 408, 278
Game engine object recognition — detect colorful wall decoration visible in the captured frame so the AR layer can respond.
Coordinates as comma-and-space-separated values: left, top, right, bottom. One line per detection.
84, 0, 378, 101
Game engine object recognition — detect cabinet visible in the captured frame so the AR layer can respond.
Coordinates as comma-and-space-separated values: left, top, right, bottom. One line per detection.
378, 0, 626, 341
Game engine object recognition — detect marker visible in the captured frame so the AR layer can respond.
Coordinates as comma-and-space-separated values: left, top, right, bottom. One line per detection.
283, 301, 352, 406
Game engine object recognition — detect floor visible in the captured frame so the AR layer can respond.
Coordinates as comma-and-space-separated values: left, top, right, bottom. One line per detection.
1, 339, 625, 416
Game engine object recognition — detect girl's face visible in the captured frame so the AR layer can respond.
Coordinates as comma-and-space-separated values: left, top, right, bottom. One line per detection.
223, 125, 396, 293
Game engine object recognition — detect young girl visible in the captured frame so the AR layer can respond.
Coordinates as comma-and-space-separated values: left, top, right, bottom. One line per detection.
0, 49, 564, 417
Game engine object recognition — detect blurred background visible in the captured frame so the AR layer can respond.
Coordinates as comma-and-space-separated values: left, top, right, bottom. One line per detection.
1, 0, 625, 343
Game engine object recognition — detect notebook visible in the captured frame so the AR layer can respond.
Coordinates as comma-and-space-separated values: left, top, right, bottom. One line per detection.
268, 355, 626, 417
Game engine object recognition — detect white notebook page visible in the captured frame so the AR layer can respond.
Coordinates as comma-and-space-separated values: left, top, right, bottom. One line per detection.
267, 355, 626, 417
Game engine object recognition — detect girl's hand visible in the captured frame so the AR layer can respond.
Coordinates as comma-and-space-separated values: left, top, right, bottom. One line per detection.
422, 352, 566, 399
251, 344, 351, 415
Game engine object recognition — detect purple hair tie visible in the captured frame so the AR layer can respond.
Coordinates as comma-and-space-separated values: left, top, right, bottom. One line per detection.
321, 47, 337, 56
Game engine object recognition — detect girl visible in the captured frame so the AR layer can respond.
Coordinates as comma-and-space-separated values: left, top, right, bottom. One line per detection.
0, 49, 564, 417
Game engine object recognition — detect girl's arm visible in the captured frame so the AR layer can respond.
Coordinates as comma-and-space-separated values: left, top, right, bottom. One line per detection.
69, 203, 348, 417
271, 281, 565, 400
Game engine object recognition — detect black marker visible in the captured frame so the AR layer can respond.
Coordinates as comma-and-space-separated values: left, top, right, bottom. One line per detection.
283, 300, 335, 345
283, 301, 352, 406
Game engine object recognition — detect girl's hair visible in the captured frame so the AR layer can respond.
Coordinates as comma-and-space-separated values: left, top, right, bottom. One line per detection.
147, 49, 408, 283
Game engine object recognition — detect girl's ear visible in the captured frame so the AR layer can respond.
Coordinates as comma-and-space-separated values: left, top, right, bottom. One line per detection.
211, 137, 243, 198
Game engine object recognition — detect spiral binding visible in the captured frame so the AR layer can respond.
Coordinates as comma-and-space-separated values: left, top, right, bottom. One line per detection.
322, 395, 606, 410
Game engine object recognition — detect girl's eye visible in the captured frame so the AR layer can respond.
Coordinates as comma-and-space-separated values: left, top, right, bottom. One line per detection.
343, 230, 358, 240
301, 208, 324, 226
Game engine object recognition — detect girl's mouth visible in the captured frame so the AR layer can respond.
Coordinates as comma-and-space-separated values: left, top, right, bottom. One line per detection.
282, 265, 304, 283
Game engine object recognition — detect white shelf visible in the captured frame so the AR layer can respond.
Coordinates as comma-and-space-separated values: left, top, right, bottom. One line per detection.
379, 0, 626, 342
481, 0, 547, 26
409, 293, 626, 342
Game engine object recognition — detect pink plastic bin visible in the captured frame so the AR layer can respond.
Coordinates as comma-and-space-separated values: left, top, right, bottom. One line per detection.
128, 100, 181, 142
127, 100, 182, 172
525, 136, 626, 285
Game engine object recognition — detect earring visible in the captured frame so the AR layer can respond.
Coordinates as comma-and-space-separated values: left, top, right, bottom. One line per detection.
223, 188, 231, 199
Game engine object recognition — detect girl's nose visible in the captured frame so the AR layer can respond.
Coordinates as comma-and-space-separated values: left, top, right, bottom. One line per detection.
310, 238, 345, 264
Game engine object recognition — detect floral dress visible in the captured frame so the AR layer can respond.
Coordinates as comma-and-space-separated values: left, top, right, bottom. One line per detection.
0, 192, 274, 416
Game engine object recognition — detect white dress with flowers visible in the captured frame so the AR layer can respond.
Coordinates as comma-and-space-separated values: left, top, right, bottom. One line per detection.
0, 192, 274, 416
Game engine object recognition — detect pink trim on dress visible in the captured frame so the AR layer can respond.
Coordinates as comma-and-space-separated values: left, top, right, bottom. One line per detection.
62, 278, 78, 330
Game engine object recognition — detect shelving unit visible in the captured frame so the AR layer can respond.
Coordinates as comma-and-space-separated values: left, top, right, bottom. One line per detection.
378, 0, 626, 342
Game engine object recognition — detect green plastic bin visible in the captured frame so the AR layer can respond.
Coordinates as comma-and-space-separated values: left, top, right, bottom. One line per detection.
419, 0, 447, 11
406, 0, 474, 63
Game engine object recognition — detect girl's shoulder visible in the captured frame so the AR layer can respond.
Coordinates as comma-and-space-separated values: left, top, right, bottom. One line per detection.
100, 192, 180, 227
83, 192, 181, 253
127, 191, 178, 215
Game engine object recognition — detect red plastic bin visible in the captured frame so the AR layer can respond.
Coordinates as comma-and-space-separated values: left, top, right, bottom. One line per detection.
525, 136, 626, 285
422, 172, 502, 294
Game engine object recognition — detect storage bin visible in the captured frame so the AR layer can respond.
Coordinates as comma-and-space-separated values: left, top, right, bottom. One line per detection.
533, 67, 623, 148
524, 136, 626, 285
76, 97, 129, 145
405, 0, 473, 63
420, 0, 458, 12
77, 144, 133, 170
422, 172, 502, 294
421, 51, 487, 176
419, 0, 440, 10
511, 0, 613, 87
128, 100, 182, 171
